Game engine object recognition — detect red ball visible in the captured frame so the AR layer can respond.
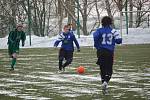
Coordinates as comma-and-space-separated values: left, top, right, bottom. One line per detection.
77, 66, 85, 74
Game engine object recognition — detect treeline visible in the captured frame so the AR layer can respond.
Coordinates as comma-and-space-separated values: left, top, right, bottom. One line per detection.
0, 0, 149, 37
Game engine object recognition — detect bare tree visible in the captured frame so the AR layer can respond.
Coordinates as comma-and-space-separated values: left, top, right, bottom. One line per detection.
58, 0, 64, 33
66, 0, 76, 24
0, 0, 25, 37
82, 0, 88, 35
133, 0, 150, 27
59, 0, 83, 32
114, 0, 126, 12
95, 0, 100, 27
129, 0, 133, 28
60, 0, 98, 35
105, 0, 115, 28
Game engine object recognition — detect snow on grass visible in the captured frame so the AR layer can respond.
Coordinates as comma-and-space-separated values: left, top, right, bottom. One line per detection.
0, 28, 150, 49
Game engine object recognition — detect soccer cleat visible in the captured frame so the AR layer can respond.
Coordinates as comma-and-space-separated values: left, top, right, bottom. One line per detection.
10, 67, 14, 71
102, 81, 108, 94
62, 66, 65, 72
57, 70, 63, 73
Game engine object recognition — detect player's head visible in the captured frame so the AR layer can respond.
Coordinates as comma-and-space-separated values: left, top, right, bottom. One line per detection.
63, 25, 69, 33
101, 16, 112, 27
67, 23, 72, 31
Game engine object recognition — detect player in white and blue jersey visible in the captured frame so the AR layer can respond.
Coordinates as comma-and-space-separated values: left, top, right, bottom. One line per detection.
93, 16, 122, 94
54, 25, 80, 71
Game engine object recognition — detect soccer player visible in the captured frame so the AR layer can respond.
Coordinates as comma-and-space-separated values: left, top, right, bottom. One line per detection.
93, 16, 122, 93
7, 24, 26, 71
54, 25, 80, 72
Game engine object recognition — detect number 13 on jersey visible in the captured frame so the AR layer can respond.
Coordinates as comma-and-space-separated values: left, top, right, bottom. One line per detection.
101, 33, 113, 45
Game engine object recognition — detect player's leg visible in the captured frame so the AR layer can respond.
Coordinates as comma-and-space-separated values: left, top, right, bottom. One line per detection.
99, 61, 105, 83
96, 50, 105, 83
102, 50, 113, 94
8, 45, 17, 70
105, 52, 113, 83
62, 51, 73, 70
97, 49, 109, 94
10, 53, 17, 70
59, 58, 63, 71
58, 48, 65, 71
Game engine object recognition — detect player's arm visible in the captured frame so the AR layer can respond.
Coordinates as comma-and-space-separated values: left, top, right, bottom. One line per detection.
7, 31, 14, 44
54, 40, 61, 47
54, 33, 63, 47
112, 29, 122, 44
21, 31, 26, 46
93, 29, 101, 48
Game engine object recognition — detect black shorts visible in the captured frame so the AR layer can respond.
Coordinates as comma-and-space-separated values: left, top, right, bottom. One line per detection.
59, 48, 73, 60
96, 48, 114, 83
96, 48, 114, 67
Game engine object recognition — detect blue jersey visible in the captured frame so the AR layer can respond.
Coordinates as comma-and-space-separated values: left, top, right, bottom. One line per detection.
93, 26, 122, 51
54, 32, 80, 51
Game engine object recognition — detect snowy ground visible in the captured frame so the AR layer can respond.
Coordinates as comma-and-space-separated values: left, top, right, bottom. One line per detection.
0, 28, 150, 99
0, 45, 150, 100
0, 28, 150, 49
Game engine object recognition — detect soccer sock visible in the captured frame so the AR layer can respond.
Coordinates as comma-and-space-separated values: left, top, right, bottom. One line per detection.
63, 60, 71, 68
105, 75, 111, 83
63, 62, 69, 68
101, 77, 105, 83
59, 61, 63, 70
11, 58, 16, 68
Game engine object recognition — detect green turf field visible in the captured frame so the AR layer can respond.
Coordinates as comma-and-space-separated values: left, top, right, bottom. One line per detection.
0, 44, 150, 100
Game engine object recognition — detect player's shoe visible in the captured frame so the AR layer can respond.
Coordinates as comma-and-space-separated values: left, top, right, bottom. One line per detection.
102, 81, 108, 94
57, 70, 63, 73
62, 66, 65, 72
10, 67, 14, 71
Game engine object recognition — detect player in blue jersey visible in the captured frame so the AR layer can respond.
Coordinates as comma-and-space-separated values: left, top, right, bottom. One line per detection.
93, 16, 122, 93
54, 25, 80, 72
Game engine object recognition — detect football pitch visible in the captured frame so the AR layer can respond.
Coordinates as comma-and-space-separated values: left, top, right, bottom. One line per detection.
0, 44, 150, 100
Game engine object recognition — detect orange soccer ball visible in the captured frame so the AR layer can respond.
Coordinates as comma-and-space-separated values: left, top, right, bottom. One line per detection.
77, 66, 85, 74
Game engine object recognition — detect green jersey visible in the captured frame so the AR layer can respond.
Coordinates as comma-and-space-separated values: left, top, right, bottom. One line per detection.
7, 29, 26, 55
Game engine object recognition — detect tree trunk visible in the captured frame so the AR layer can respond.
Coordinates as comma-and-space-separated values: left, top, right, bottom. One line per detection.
95, 0, 100, 27
66, 0, 71, 23
82, 0, 88, 35
136, 1, 142, 27
58, 1, 63, 33
33, 0, 40, 36
71, 0, 76, 29
46, 1, 53, 36
129, 0, 133, 28
41, 0, 46, 36
10, 0, 17, 30
105, 0, 115, 28
59, 0, 84, 32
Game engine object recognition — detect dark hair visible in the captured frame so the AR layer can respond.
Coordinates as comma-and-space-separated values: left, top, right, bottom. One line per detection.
101, 16, 112, 27
67, 23, 72, 26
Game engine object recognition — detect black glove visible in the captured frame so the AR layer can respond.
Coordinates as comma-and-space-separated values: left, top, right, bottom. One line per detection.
22, 42, 25, 47
77, 49, 80, 52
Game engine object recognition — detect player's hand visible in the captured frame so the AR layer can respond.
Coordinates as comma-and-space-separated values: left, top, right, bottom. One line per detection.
53, 46, 57, 50
54, 45, 57, 48
22, 42, 25, 47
